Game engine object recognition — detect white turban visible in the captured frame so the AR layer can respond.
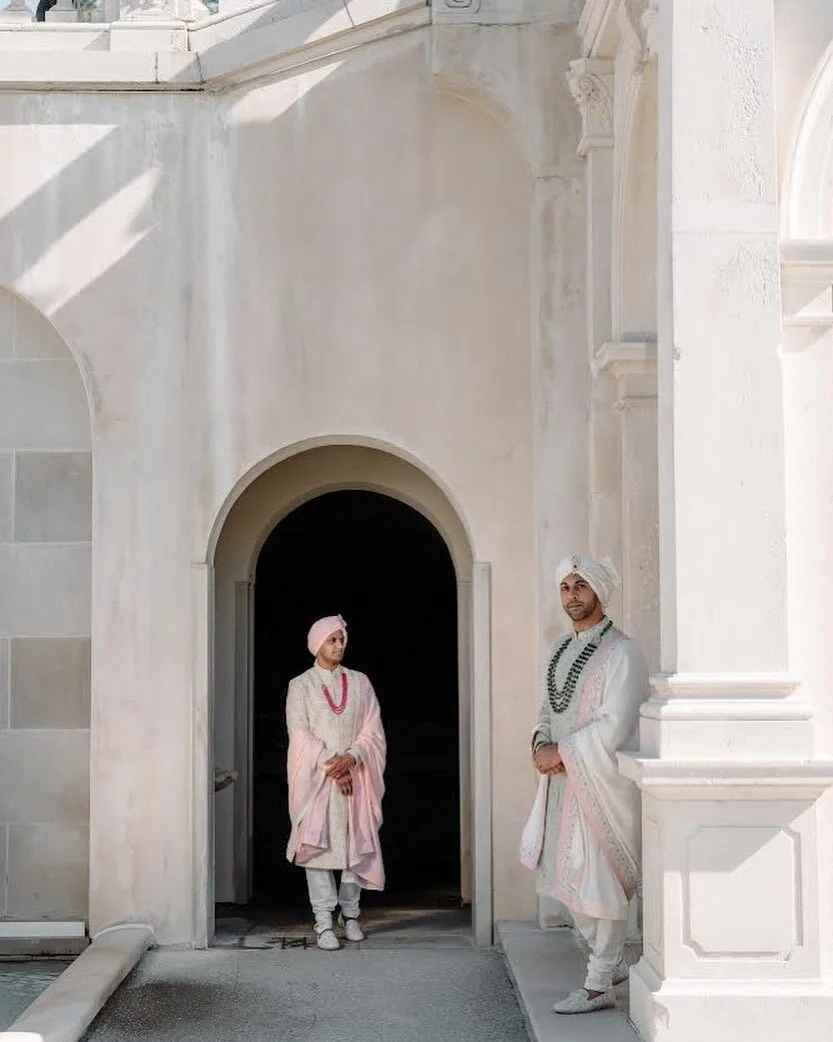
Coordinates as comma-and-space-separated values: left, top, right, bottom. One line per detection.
555, 554, 620, 607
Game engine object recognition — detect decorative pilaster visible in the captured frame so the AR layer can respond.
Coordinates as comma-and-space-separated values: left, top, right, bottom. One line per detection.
620, 3, 833, 1039
592, 341, 658, 669
567, 58, 618, 602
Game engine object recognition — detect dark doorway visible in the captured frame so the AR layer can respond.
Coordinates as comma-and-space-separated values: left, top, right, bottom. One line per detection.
251, 490, 460, 912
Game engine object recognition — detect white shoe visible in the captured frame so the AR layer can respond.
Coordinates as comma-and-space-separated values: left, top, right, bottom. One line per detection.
552, 989, 615, 1015
315, 928, 341, 951
612, 959, 630, 986
338, 915, 364, 942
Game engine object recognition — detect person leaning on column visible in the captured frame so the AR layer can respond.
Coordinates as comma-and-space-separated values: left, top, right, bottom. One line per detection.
285, 615, 386, 950
520, 555, 649, 1014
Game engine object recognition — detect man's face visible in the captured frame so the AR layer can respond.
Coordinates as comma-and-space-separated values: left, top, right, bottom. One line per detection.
560, 573, 600, 624
318, 630, 346, 667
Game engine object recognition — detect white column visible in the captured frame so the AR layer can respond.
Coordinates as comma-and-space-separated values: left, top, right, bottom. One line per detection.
620, 3, 833, 1040
567, 59, 622, 615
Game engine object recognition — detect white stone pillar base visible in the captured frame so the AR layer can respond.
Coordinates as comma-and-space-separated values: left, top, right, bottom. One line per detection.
630, 959, 833, 1042
621, 748, 833, 1042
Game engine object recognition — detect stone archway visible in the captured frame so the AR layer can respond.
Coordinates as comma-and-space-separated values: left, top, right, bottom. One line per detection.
206, 444, 493, 946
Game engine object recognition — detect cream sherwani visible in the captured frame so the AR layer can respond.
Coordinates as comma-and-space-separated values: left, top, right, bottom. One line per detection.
523, 617, 648, 991
286, 664, 363, 871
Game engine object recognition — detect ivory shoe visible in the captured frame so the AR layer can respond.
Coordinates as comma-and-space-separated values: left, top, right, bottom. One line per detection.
315, 928, 341, 951
612, 960, 630, 986
338, 915, 365, 942
552, 989, 615, 1015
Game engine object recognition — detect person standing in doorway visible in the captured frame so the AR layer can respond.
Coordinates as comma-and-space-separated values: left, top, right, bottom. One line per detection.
521, 555, 649, 1014
286, 615, 386, 950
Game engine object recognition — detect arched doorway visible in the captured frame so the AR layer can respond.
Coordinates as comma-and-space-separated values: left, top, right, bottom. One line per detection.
251, 490, 459, 909
207, 443, 493, 946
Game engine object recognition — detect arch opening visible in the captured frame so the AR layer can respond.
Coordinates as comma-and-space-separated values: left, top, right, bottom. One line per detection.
206, 444, 491, 945
250, 490, 461, 914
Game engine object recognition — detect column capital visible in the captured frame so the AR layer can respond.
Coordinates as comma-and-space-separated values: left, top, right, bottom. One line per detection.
567, 58, 614, 156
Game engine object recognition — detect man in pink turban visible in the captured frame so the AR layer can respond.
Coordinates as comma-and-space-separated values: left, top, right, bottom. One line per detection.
285, 615, 386, 950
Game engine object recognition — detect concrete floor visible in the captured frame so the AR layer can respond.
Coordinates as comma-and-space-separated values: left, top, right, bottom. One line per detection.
83, 946, 529, 1042
213, 904, 473, 951
0, 959, 69, 1029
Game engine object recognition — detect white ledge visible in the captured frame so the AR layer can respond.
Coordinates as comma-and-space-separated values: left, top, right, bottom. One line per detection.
650, 672, 799, 701
2, 923, 153, 1042
618, 754, 833, 798
592, 339, 657, 379
0, 0, 429, 89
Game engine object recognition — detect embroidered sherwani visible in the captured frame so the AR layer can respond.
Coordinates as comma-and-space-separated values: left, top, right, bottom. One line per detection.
527, 618, 648, 921
285, 665, 386, 888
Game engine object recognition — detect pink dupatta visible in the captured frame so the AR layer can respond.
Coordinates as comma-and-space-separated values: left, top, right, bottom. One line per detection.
286, 671, 386, 890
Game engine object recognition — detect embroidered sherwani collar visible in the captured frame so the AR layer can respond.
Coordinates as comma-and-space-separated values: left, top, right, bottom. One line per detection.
314, 663, 343, 686
573, 616, 609, 643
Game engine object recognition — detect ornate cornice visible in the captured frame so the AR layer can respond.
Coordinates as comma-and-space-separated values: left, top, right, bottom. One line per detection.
567, 57, 614, 156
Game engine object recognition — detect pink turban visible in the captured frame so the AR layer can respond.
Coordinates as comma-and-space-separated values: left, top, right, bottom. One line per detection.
307, 615, 347, 657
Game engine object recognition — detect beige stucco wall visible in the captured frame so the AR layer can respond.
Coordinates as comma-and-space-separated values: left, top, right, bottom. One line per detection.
0, 289, 91, 920
0, 23, 586, 942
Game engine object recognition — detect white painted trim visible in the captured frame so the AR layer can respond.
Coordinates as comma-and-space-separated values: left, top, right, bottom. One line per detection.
0, 921, 85, 939
471, 561, 493, 948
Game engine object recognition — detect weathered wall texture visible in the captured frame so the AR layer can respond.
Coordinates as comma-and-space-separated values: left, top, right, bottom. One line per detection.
0, 289, 91, 920
0, 23, 585, 941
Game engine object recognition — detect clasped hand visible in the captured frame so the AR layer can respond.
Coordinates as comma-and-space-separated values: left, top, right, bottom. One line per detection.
325, 752, 356, 796
533, 743, 565, 776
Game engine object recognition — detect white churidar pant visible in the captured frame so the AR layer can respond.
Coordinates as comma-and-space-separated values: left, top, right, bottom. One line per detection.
571, 911, 628, 992
305, 868, 361, 932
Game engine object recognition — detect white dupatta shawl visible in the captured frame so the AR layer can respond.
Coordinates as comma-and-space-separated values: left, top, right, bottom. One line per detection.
520, 627, 648, 919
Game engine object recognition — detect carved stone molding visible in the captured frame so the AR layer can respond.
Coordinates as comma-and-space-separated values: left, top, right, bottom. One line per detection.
641, 0, 659, 62
592, 339, 657, 407
567, 58, 614, 156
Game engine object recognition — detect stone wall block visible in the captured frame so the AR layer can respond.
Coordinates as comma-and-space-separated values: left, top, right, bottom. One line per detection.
0, 452, 11, 541
0, 362, 91, 452
0, 545, 91, 637
0, 291, 13, 357
7, 822, 88, 919
0, 637, 8, 729
14, 452, 92, 543
0, 823, 6, 916
0, 731, 89, 823
10, 637, 91, 730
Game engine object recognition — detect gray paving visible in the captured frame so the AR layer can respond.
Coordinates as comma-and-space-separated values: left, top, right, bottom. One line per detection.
83, 947, 530, 1042
0, 959, 69, 1029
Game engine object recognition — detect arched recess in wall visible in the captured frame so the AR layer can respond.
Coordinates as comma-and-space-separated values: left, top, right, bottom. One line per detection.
200, 442, 494, 947
782, 37, 833, 240
0, 287, 92, 922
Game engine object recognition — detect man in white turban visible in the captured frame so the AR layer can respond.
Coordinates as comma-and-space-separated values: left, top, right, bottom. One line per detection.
285, 615, 386, 950
521, 555, 649, 1014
